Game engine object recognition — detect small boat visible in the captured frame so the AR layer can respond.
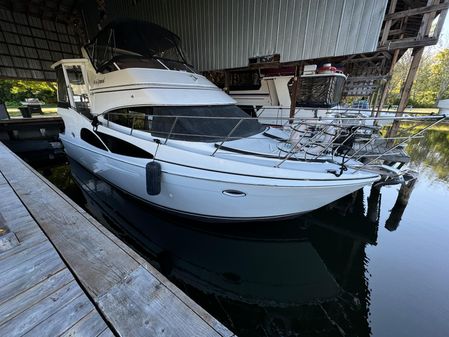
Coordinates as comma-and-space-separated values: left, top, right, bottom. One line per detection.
52, 19, 379, 222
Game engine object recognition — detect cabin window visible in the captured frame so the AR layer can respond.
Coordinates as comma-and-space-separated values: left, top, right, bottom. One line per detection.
105, 105, 265, 142
95, 131, 153, 159
80, 128, 108, 150
66, 65, 91, 117
106, 107, 154, 131
55, 66, 69, 107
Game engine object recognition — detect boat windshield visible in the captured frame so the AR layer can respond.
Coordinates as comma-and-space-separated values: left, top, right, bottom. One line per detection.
106, 105, 266, 142
85, 20, 194, 73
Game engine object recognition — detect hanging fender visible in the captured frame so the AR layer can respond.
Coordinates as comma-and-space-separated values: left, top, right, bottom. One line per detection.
146, 161, 162, 195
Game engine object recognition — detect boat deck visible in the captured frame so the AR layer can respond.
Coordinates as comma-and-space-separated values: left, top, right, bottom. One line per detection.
0, 142, 235, 337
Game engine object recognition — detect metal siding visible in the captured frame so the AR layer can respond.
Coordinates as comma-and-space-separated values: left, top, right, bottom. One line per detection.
0, 8, 80, 80
103, 0, 387, 71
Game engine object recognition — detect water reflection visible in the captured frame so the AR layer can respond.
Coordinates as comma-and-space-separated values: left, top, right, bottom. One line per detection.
67, 158, 378, 337
407, 129, 449, 182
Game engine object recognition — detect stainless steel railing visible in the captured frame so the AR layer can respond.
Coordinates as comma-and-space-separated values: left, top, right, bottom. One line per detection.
102, 109, 447, 171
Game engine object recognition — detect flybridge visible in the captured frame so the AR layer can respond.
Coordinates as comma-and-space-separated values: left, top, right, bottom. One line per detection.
84, 19, 194, 74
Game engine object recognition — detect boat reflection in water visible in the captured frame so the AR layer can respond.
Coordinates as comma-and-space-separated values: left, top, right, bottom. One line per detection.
69, 158, 380, 337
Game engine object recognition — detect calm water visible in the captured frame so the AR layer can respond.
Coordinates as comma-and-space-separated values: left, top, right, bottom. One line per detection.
36, 130, 449, 337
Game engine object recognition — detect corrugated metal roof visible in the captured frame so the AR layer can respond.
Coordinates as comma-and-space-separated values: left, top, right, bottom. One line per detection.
105, 0, 388, 71
0, 8, 80, 81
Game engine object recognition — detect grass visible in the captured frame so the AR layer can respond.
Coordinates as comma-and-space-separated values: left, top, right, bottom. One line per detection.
399, 122, 449, 132
384, 107, 439, 115
7, 105, 58, 117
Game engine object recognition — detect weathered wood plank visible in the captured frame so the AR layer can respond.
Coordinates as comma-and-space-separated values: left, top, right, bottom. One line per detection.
97, 328, 116, 337
383, 2, 449, 21
0, 156, 113, 337
0, 248, 65, 305
0, 230, 47, 261
0, 142, 235, 337
0, 240, 53, 273
31, 180, 235, 337
0, 231, 19, 251
59, 309, 110, 337
98, 266, 223, 337
0, 172, 6, 185
0, 214, 35, 234
0, 269, 73, 325
31, 162, 235, 337
67, 205, 235, 337
23, 293, 95, 337
0, 156, 140, 297
0, 281, 82, 336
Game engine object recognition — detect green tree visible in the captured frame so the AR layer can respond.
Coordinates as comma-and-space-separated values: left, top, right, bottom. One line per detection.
0, 79, 56, 105
387, 48, 449, 108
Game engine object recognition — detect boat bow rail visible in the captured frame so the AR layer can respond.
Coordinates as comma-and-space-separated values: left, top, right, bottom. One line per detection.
99, 109, 447, 181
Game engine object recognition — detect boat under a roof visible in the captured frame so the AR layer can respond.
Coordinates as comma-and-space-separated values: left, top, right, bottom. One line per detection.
52, 19, 380, 222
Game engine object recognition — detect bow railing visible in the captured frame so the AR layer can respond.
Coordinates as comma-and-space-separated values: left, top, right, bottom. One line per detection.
101, 108, 447, 173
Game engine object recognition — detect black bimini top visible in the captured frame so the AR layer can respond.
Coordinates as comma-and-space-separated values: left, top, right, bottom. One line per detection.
85, 19, 191, 73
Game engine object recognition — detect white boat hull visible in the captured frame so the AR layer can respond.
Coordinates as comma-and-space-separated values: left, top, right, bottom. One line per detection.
61, 134, 377, 221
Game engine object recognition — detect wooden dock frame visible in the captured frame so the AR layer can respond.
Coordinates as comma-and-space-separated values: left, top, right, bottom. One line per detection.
0, 142, 235, 337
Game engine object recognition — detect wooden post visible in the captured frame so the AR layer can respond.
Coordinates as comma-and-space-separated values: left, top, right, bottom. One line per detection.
367, 184, 381, 224
387, 0, 438, 137
375, 47, 401, 119
433, 0, 449, 39
224, 71, 230, 94
387, 46, 424, 138
380, 0, 398, 46
289, 64, 302, 123
370, 85, 383, 117
385, 178, 417, 231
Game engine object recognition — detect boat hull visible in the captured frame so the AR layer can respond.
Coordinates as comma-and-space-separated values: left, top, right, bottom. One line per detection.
61, 135, 377, 222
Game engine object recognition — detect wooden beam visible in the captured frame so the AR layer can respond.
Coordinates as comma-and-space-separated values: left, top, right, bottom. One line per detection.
380, 0, 398, 46
388, 47, 425, 137
289, 65, 301, 122
347, 75, 391, 82
384, 2, 449, 21
376, 47, 401, 119
377, 36, 438, 50
432, 0, 449, 38
417, 0, 440, 40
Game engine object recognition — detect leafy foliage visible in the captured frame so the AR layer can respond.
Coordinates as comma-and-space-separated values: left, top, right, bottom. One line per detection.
387, 48, 449, 108
0, 80, 56, 106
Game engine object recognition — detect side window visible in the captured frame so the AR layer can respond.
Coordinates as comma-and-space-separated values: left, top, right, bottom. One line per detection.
80, 128, 108, 151
55, 66, 69, 106
95, 131, 153, 159
66, 65, 91, 115
107, 107, 153, 131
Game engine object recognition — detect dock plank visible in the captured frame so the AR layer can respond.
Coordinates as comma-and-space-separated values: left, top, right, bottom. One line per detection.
0, 281, 82, 336
23, 292, 95, 337
0, 172, 6, 185
59, 309, 109, 337
98, 328, 116, 337
0, 145, 114, 337
0, 142, 235, 336
24, 159, 236, 337
0, 240, 53, 273
0, 231, 47, 261
0, 269, 73, 325
0, 156, 140, 297
0, 248, 65, 305
99, 266, 224, 337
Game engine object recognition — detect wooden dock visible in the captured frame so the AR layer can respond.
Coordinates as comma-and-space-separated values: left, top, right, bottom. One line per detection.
0, 142, 235, 337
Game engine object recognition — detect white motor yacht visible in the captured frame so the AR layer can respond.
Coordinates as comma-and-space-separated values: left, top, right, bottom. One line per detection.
52, 20, 379, 222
